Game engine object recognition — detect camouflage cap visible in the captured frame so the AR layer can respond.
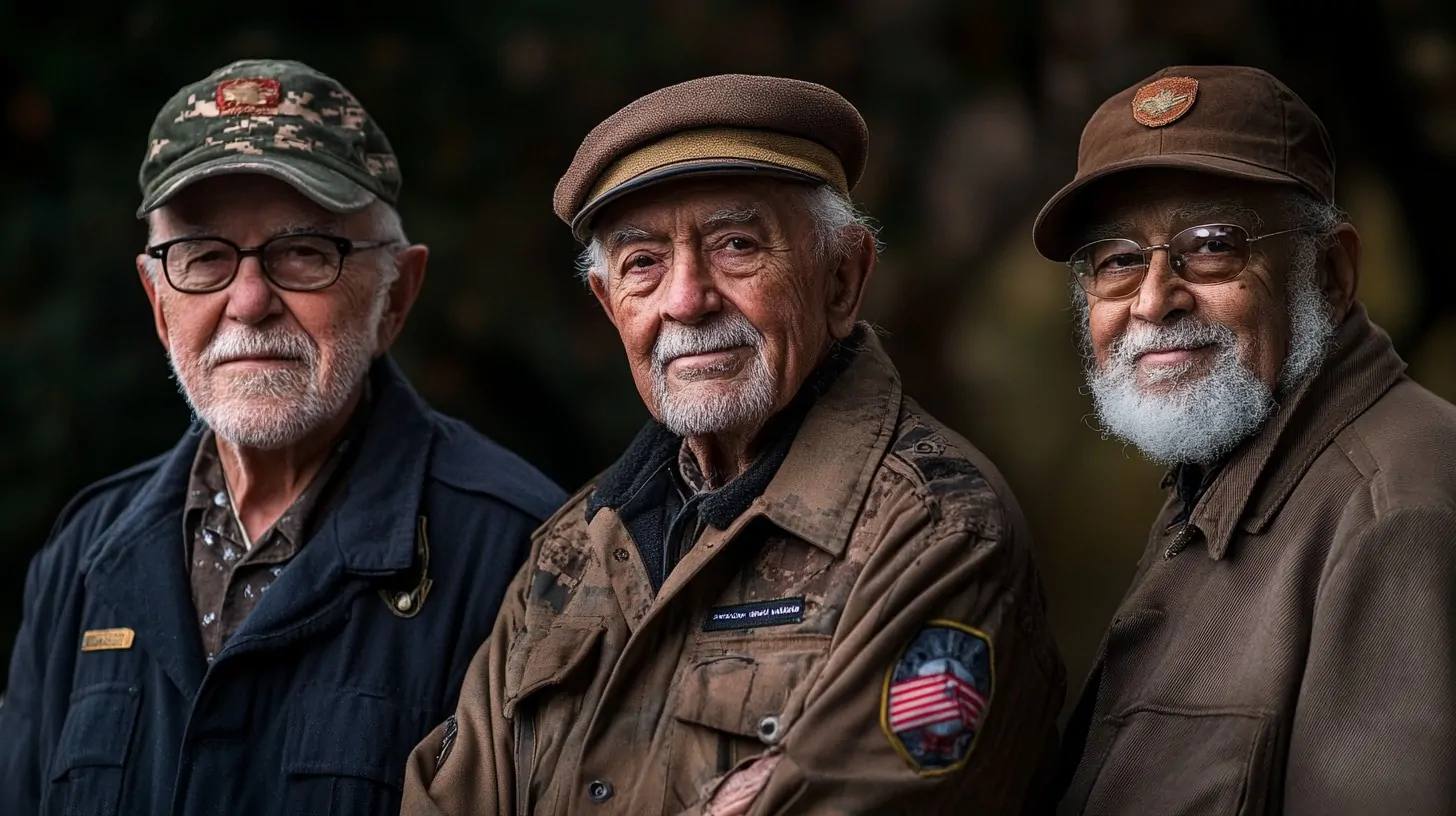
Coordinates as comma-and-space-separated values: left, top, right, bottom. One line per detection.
137, 59, 401, 218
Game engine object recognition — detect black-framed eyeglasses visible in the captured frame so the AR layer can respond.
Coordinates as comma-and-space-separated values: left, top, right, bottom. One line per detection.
1066, 223, 1315, 300
146, 232, 397, 294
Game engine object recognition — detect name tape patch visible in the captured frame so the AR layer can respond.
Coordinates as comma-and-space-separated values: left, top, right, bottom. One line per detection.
81, 628, 135, 652
704, 597, 805, 632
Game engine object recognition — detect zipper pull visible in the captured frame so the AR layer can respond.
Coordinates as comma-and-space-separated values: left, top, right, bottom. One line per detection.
1164, 524, 1196, 560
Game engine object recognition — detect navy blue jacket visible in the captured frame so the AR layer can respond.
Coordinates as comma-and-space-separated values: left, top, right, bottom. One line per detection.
0, 358, 565, 815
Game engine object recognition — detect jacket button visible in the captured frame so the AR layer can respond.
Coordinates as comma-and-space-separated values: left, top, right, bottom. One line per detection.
588, 779, 614, 803
612, 548, 629, 563
394, 592, 414, 613
757, 715, 782, 745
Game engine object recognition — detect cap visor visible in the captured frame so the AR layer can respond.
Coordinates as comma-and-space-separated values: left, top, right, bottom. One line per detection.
571, 159, 825, 240
137, 154, 377, 218
1032, 154, 1312, 261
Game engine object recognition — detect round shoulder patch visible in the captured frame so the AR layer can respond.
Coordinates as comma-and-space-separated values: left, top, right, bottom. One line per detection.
880, 620, 993, 776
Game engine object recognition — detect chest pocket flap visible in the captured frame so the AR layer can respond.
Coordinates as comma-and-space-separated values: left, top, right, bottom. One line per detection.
674, 636, 829, 740
49, 682, 141, 781
503, 617, 604, 719
284, 688, 432, 787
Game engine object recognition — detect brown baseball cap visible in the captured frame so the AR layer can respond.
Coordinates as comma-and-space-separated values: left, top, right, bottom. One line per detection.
1032, 65, 1336, 261
554, 74, 869, 240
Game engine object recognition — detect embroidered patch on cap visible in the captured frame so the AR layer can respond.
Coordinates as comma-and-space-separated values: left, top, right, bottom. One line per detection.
703, 597, 805, 632
217, 78, 281, 116
1131, 77, 1199, 127
81, 628, 135, 652
881, 620, 993, 776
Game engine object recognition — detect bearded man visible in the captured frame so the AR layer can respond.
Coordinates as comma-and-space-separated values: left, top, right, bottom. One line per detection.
0, 60, 563, 815
401, 74, 1066, 815
1036, 65, 1456, 814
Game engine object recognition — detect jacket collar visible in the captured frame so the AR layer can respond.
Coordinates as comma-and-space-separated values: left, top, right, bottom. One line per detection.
587, 327, 903, 558
1193, 304, 1407, 559
588, 334, 861, 532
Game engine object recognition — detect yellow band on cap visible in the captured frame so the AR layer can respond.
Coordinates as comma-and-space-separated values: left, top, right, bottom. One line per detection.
587, 127, 848, 203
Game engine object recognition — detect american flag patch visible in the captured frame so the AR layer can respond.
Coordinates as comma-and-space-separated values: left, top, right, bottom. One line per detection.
881, 621, 994, 775
888, 669, 988, 732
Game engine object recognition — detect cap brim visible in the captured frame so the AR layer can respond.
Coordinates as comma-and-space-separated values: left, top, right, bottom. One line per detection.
570, 159, 824, 240
136, 154, 377, 218
1032, 154, 1311, 261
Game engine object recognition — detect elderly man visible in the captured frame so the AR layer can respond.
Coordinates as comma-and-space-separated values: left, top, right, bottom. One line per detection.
0, 60, 564, 815
401, 74, 1066, 816
1036, 65, 1456, 814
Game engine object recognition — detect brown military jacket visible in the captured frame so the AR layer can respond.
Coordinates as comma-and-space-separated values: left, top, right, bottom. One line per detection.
1058, 304, 1456, 815
403, 334, 1066, 815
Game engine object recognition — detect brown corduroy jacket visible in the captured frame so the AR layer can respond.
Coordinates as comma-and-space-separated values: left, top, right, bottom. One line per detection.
1058, 304, 1456, 815
401, 335, 1065, 815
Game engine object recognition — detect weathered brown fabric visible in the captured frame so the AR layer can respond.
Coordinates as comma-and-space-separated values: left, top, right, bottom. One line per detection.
402, 334, 1066, 815
553, 74, 869, 236
1057, 304, 1456, 814
183, 404, 363, 661
1033, 65, 1336, 260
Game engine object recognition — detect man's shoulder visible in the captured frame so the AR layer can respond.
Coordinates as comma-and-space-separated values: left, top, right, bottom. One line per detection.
1338, 377, 1456, 514
28, 451, 172, 581
51, 452, 171, 542
875, 397, 1023, 542
424, 411, 568, 523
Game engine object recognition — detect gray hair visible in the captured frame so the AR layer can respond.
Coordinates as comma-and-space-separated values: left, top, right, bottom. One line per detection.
575, 182, 880, 284
143, 199, 409, 290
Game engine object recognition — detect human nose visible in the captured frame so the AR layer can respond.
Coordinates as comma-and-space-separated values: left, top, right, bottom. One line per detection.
1128, 245, 1195, 324
660, 249, 721, 325
224, 255, 283, 325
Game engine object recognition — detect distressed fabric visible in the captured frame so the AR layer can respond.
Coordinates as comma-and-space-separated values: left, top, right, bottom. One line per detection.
1057, 304, 1456, 815
402, 331, 1067, 815
137, 59, 401, 216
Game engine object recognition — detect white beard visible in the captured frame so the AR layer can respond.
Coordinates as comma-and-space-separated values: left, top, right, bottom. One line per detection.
169, 292, 386, 450
1078, 247, 1336, 466
651, 310, 777, 438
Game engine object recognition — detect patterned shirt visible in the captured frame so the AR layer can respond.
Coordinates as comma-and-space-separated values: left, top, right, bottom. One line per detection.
182, 398, 367, 662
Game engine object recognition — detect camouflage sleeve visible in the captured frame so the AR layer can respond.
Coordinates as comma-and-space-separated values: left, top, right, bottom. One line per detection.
728, 485, 1065, 815
401, 556, 531, 815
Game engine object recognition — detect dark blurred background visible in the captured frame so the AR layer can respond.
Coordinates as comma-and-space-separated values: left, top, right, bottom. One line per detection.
3, 0, 1454, 718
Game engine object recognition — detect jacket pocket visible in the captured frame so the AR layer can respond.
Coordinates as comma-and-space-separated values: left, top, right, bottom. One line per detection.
283, 688, 433, 816
501, 616, 604, 815
670, 633, 830, 805
45, 682, 141, 816
1083, 705, 1276, 816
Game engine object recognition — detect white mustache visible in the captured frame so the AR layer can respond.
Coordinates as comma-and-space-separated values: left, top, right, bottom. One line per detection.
652, 314, 761, 368
201, 328, 317, 369
1112, 320, 1236, 364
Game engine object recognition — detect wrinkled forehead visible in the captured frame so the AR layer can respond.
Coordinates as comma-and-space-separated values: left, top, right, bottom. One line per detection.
591, 176, 806, 242
148, 175, 348, 240
1074, 170, 1285, 241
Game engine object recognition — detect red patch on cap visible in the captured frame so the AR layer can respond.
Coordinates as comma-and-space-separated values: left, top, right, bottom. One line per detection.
1131, 77, 1198, 128
217, 78, 281, 116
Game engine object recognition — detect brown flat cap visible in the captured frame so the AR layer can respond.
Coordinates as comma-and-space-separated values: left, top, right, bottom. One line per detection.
554, 74, 869, 240
1033, 65, 1336, 261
